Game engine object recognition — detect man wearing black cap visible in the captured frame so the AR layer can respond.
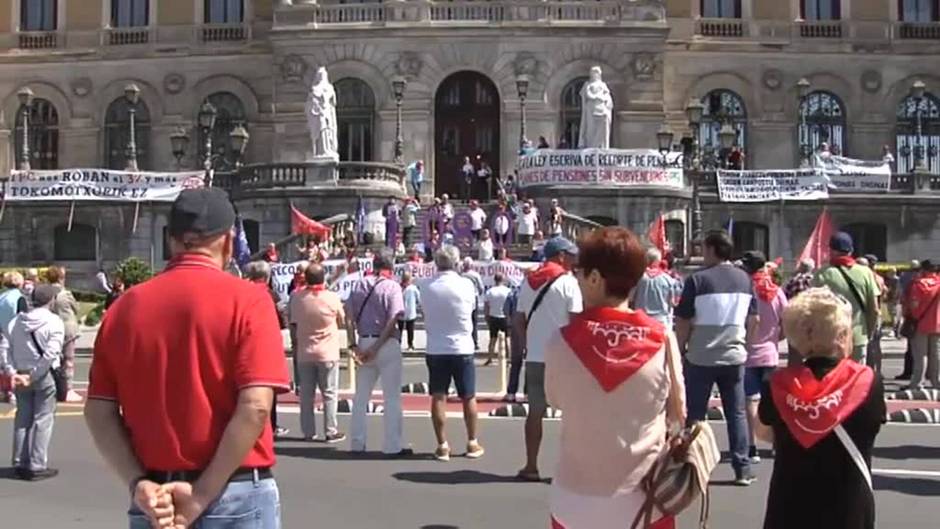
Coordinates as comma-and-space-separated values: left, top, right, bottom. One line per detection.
814, 231, 881, 365
85, 188, 290, 528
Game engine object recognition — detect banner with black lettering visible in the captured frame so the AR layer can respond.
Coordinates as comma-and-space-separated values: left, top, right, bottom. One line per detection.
517, 149, 683, 189
716, 169, 829, 202
814, 154, 891, 192
4, 169, 205, 202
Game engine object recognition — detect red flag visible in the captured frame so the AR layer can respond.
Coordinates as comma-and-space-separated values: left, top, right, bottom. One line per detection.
291, 204, 331, 238
646, 214, 670, 254
798, 209, 833, 265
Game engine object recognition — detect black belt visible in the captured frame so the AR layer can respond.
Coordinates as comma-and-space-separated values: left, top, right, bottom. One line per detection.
359, 334, 382, 338
145, 467, 272, 484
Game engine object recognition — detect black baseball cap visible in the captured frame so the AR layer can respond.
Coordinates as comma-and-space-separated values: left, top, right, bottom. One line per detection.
168, 188, 236, 238
740, 250, 767, 274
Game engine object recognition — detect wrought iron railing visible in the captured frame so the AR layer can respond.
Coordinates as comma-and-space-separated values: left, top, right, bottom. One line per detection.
696, 171, 940, 195
696, 18, 745, 38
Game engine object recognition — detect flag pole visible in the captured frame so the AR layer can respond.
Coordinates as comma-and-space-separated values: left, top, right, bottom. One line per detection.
132, 201, 141, 234
0, 181, 7, 224
67, 200, 76, 232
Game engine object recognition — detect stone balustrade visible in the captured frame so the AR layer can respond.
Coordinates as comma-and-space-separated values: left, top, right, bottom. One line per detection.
214, 161, 405, 196
798, 20, 843, 39
696, 18, 745, 38
896, 22, 940, 40
200, 23, 249, 42
105, 27, 151, 46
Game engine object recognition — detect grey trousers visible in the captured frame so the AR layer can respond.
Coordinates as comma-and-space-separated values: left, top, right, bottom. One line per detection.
298, 361, 339, 439
12, 372, 56, 471
911, 333, 940, 388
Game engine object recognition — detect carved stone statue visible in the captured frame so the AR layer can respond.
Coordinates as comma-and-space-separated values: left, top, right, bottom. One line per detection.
306, 67, 339, 160
578, 66, 614, 149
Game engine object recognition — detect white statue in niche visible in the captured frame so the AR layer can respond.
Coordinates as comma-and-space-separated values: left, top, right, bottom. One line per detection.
578, 66, 613, 149
306, 67, 339, 160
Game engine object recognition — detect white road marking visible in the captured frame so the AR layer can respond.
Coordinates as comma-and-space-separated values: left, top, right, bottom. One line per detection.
873, 468, 940, 478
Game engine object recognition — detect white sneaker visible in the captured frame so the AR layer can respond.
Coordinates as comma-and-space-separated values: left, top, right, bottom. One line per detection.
435, 443, 451, 462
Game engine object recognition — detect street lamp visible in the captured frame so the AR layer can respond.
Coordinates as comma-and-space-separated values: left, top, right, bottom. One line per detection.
911, 80, 929, 179
169, 126, 190, 169
17, 87, 34, 171
656, 124, 674, 158
718, 122, 736, 154
392, 76, 407, 165
198, 101, 218, 183
229, 124, 250, 169
124, 83, 141, 172
516, 74, 530, 149
797, 77, 811, 164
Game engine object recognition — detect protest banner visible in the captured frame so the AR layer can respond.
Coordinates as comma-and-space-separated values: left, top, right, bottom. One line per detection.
517, 149, 683, 189
716, 169, 829, 202
3, 169, 205, 202
271, 258, 538, 304
813, 154, 891, 192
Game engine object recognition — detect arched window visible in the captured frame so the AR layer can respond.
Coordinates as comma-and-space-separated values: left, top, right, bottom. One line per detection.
242, 219, 260, 253
665, 219, 686, 258
843, 223, 887, 261
802, 0, 840, 20
896, 92, 940, 174
14, 98, 59, 170
699, 89, 746, 153
112, 0, 149, 27
105, 97, 151, 170
205, 0, 243, 23
199, 92, 246, 171
560, 77, 587, 149
702, 0, 741, 17
799, 91, 846, 156
731, 221, 768, 259
21, 0, 57, 31
54, 223, 97, 261
335, 78, 375, 162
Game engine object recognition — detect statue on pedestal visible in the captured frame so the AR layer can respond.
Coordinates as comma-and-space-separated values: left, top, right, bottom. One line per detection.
578, 66, 613, 149
306, 67, 339, 160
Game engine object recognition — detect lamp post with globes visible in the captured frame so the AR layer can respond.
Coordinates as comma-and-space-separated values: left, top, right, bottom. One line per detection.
198, 101, 218, 183
910, 80, 930, 192
392, 76, 407, 165
797, 77, 811, 164
169, 109, 249, 186
170, 126, 190, 170
516, 74, 530, 149
124, 83, 141, 172
16, 87, 34, 171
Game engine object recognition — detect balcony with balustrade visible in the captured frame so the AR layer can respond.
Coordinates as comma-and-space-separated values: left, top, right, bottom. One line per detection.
214, 161, 406, 199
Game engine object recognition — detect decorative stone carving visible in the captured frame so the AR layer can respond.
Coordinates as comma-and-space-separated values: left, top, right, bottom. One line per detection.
579, 66, 613, 149
513, 52, 538, 76
163, 73, 186, 94
394, 52, 423, 79
762, 69, 782, 91
861, 70, 882, 93
631, 53, 656, 80
281, 54, 308, 83
306, 67, 339, 161
70, 78, 92, 98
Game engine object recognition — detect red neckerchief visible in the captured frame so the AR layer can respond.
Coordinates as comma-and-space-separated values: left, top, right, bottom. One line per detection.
645, 265, 666, 279
265, 248, 278, 262
377, 269, 394, 280
770, 359, 874, 449
527, 262, 565, 289
830, 255, 856, 268
308, 284, 326, 293
752, 269, 780, 302
560, 307, 666, 393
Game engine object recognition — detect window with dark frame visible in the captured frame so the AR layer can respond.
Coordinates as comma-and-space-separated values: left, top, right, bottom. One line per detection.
843, 223, 887, 261
105, 97, 151, 170
699, 89, 747, 152
799, 91, 847, 156
731, 221, 769, 260
205, 0, 244, 24
14, 98, 59, 170
21, 0, 57, 31
896, 92, 940, 174
335, 78, 375, 163
199, 92, 247, 171
801, 0, 841, 21
900, 0, 939, 22
560, 77, 588, 149
112, 0, 149, 27
54, 224, 97, 262
701, 0, 741, 18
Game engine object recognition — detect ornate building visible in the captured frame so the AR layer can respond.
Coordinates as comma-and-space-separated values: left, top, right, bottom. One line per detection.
0, 0, 939, 284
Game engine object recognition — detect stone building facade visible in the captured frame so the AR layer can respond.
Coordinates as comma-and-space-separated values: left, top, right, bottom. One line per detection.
0, 0, 939, 286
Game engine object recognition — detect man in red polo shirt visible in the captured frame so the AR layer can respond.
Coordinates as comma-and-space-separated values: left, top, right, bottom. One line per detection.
84, 188, 290, 528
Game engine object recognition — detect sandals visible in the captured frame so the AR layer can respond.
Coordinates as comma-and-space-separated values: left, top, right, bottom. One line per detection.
516, 469, 541, 482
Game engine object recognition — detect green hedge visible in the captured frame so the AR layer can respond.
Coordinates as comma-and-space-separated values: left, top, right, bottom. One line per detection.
83, 303, 105, 326
73, 290, 106, 303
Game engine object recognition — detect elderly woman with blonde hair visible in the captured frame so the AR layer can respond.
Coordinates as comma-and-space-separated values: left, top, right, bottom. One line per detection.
756, 287, 885, 529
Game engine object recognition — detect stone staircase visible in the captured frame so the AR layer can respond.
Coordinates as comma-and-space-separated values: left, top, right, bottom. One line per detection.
407, 199, 534, 261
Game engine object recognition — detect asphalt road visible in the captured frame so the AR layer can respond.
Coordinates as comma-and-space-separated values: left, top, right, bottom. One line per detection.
0, 409, 937, 529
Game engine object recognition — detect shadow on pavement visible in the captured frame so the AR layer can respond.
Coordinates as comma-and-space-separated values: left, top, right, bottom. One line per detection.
393, 469, 537, 485
275, 445, 424, 462
873, 445, 940, 460
0, 468, 20, 480
420, 526, 459, 529
874, 475, 940, 496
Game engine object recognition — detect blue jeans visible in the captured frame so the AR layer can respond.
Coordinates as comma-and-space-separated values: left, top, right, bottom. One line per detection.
129, 478, 281, 529
684, 363, 751, 476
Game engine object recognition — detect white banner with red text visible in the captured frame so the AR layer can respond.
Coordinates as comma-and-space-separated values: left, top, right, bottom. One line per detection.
4, 169, 206, 202
716, 168, 829, 202
271, 258, 538, 304
516, 149, 683, 189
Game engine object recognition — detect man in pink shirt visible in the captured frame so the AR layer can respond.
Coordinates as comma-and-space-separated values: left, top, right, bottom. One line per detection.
289, 263, 347, 443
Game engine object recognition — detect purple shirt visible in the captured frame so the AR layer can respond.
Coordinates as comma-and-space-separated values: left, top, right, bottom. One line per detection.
345, 275, 404, 337
746, 288, 787, 367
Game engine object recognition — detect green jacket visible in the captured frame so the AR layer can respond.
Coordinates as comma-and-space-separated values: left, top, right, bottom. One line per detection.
814, 264, 881, 348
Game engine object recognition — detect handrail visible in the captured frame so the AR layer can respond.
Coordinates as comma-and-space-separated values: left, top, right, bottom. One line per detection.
247, 214, 354, 262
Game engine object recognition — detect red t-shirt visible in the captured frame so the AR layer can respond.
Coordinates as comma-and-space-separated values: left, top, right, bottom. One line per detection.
87, 254, 291, 471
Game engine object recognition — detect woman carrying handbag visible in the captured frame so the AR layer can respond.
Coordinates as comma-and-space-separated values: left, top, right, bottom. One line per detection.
545, 227, 718, 529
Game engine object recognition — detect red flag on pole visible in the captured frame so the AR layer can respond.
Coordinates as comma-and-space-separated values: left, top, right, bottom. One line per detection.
291, 204, 331, 238
798, 209, 833, 266
646, 214, 670, 254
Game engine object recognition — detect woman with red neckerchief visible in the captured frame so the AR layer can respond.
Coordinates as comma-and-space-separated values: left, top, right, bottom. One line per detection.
545, 227, 686, 529
754, 288, 885, 529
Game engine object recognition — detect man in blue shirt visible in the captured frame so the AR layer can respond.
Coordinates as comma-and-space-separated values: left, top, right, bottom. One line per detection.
632, 247, 682, 327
